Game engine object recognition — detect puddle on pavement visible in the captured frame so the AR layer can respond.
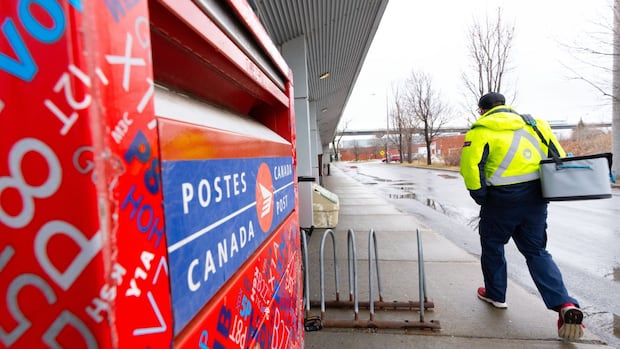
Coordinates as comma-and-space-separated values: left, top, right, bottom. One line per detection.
606, 266, 620, 282
388, 193, 417, 199
387, 189, 452, 216
352, 173, 454, 215
383, 182, 476, 226
355, 172, 391, 183
387, 182, 418, 200
586, 311, 620, 347
394, 181, 416, 186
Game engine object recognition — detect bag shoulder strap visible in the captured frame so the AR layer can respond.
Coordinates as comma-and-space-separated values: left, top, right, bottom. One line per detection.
519, 114, 544, 142
519, 114, 563, 165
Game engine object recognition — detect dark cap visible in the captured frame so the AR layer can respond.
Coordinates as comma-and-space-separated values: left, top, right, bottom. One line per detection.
478, 92, 505, 110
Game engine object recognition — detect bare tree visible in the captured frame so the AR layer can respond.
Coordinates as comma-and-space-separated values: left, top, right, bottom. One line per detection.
462, 7, 516, 123
394, 84, 419, 163
562, 1, 619, 176
387, 84, 410, 163
558, 2, 614, 100
404, 70, 450, 165
352, 139, 361, 161
372, 137, 384, 159
388, 98, 405, 163
332, 118, 351, 161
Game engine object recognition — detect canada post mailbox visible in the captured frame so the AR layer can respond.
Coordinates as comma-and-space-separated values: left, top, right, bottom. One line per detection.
155, 89, 302, 345
1, 0, 303, 348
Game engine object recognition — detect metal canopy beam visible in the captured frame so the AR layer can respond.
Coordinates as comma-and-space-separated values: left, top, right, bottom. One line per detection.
249, 0, 389, 147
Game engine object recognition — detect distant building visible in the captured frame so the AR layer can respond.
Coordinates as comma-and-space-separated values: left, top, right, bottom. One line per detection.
337, 134, 466, 163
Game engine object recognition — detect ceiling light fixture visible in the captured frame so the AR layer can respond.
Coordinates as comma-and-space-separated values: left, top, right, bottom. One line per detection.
321, 108, 328, 113
319, 72, 330, 80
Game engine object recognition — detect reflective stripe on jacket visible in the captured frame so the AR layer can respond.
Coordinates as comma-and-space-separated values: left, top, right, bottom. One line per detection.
460, 106, 566, 191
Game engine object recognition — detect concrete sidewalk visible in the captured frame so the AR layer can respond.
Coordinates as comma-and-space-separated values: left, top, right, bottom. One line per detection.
303, 162, 614, 349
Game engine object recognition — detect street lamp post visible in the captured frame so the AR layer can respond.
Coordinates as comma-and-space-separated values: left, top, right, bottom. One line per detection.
385, 92, 389, 164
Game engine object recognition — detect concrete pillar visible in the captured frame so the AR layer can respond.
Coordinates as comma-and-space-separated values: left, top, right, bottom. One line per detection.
613, 0, 620, 178
282, 36, 314, 228
309, 101, 321, 181
322, 144, 331, 176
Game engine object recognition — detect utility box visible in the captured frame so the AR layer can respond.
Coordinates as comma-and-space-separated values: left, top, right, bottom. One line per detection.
312, 184, 340, 228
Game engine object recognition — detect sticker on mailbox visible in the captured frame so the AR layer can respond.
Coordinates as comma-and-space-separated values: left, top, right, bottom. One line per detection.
161, 156, 295, 334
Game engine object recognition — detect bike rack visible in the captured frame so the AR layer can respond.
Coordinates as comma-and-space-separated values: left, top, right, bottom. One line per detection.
319, 229, 340, 319
304, 227, 440, 331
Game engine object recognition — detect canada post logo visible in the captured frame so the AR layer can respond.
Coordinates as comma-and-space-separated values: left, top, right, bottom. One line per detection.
161, 156, 294, 334
256, 162, 274, 232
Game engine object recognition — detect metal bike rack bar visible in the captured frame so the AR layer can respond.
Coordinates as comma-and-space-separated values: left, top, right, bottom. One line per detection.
320, 318, 441, 330
301, 227, 324, 332
347, 228, 360, 320
417, 227, 427, 322
300, 227, 311, 317
309, 299, 434, 310
319, 229, 340, 319
368, 228, 382, 321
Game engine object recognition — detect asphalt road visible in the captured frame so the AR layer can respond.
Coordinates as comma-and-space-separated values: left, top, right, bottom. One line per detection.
337, 160, 620, 348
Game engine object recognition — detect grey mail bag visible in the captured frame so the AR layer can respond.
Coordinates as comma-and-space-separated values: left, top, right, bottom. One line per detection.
521, 114, 613, 201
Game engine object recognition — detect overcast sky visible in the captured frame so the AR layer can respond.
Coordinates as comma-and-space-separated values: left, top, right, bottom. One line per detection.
341, 0, 614, 130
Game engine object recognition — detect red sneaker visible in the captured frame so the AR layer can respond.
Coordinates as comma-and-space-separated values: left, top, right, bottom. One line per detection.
557, 303, 584, 340
477, 287, 507, 309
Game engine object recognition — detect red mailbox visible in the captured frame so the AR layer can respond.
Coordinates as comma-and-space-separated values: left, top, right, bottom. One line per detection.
1, 0, 302, 347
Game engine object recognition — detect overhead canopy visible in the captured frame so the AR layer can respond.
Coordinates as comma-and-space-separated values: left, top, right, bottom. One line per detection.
249, 0, 389, 148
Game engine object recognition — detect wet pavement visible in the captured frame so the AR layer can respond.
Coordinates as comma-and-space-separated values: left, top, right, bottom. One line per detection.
303, 162, 617, 349
339, 160, 620, 348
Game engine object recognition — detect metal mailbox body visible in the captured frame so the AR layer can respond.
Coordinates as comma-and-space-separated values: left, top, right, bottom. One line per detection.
1, 0, 302, 347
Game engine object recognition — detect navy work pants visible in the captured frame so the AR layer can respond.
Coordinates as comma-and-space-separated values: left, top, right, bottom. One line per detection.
479, 202, 579, 310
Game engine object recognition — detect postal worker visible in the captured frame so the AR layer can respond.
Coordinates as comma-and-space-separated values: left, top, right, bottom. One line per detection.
459, 92, 584, 340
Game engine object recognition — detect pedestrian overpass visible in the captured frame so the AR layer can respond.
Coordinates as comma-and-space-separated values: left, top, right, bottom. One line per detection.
337, 122, 613, 137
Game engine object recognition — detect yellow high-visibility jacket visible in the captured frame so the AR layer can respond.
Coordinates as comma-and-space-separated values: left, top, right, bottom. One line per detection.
460, 106, 565, 205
